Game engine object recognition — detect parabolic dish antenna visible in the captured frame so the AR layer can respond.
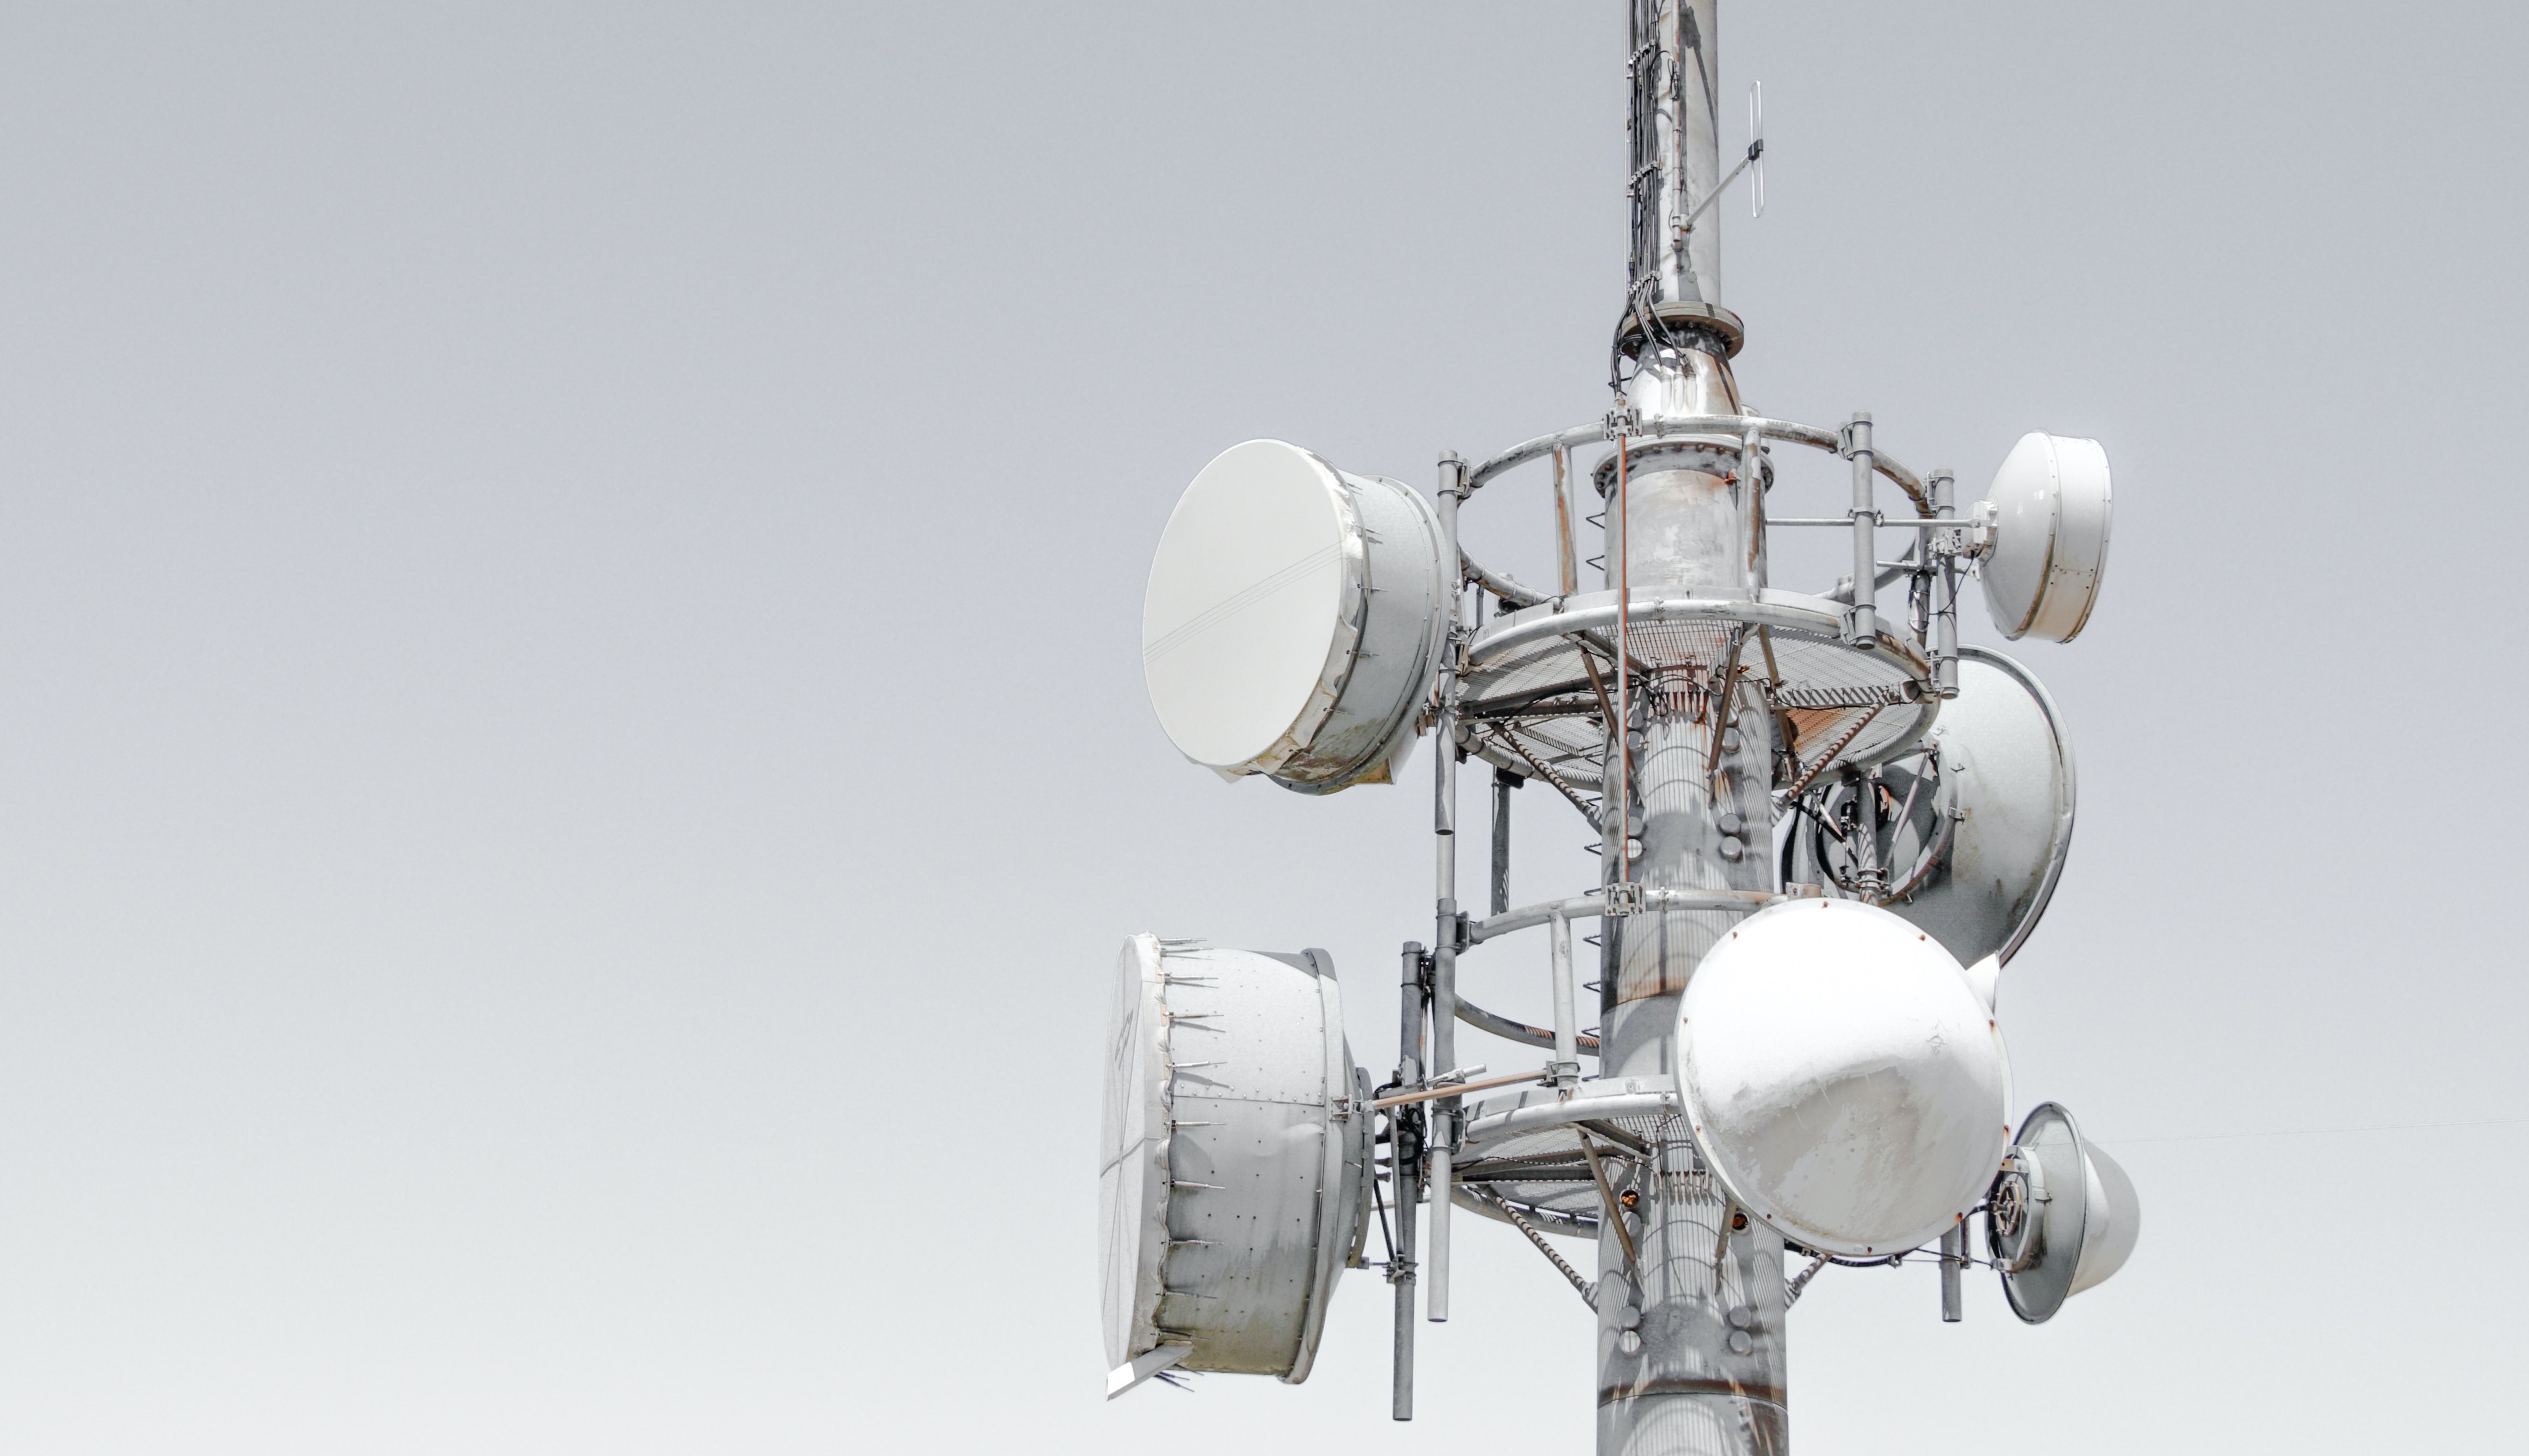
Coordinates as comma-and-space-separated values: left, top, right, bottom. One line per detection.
1099, 935, 1368, 1397
1676, 899, 2011, 1257
1142, 440, 1447, 792
1980, 431, 2112, 643
1985, 1102, 2141, 1323
1878, 645, 2075, 972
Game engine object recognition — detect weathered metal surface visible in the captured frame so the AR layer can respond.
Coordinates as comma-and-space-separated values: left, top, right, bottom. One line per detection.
1596, 13, 1794, 1449
1627, 0, 1723, 310
1454, 1182, 1601, 1238
1453, 1089, 1675, 1228
1493, 769, 1518, 916
1459, 592, 1937, 799
1372, 1068, 1551, 1110
1466, 414, 1932, 516
1464, 545, 1550, 609
1846, 414, 1878, 645
1595, 1122, 1789, 1456
1463, 888, 1776, 949
1603, 669, 1776, 1007
1463, 1084, 1682, 1146
1453, 993, 1602, 1056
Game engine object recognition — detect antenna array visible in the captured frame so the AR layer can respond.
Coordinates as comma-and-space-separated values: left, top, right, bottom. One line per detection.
1100, 7, 2133, 1454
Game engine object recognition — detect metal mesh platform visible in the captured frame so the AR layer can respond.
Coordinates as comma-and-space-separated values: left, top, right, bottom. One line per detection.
1455, 1088, 1697, 1225
1461, 592, 1937, 796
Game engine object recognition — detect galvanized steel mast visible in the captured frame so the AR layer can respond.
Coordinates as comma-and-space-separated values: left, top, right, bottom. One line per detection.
1598, 4, 1787, 1453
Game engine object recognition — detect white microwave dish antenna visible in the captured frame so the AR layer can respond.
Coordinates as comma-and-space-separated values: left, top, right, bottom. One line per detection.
1100, 935, 1369, 1397
1979, 431, 2113, 642
1675, 898, 2012, 1258
1141, 440, 1448, 792
1985, 1101, 2142, 1323
1804, 646, 2074, 975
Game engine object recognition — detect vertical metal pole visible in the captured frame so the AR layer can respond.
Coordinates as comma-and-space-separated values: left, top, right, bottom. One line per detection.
1601, 10, 1788, 1455
1854, 766, 1884, 900
1847, 411, 1877, 646
1549, 906, 1579, 1085
1940, 1225, 1965, 1322
1615, 434, 1631, 885
1741, 425, 1766, 589
1392, 942, 1425, 1420
1554, 445, 1581, 595
1429, 453, 1466, 1325
1491, 769, 1516, 916
1931, 468, 1959, 697
1629, 0, 1723, 306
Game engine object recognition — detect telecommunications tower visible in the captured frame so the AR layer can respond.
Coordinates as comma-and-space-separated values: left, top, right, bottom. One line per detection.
1099, 6, 2135, 1453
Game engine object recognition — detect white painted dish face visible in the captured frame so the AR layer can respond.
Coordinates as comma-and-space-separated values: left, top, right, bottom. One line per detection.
1141, 440, 1445, 791
1677, 898, 2012, 1257
1981, 431, 2112, 643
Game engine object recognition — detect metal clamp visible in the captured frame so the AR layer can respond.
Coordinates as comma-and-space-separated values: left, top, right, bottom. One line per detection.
1926, 500, 1995, 559
1840, 605, 1880, 649
1967, 498, 1998, 555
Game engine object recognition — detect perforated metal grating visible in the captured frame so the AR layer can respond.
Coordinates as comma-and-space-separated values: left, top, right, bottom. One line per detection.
1461, 607, 1935, 796
1454, 1109, 1696, 1224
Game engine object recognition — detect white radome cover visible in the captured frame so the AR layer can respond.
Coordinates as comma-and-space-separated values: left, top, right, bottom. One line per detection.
1981, 431, 2112, 643
2071, 1137, 2141, 1296
1678, 898, 2012, 1257
1141, 440, 1445, 791
1098, 936, 1365, 1395
1994, 1102, 2142, 1322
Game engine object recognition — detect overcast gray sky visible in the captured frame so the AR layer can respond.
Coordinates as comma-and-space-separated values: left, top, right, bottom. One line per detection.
1, 2, 2522, 1452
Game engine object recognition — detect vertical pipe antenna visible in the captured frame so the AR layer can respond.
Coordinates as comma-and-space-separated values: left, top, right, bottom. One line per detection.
1848, 412, 1878, 645
1940, 1225, 1965, 1323
1391, 942, 1425, 1420
1428, 454, 1466, 1325
1932, 468, 1959, 697
1549, 907, 1578, 1085
1490, 769, 1515, 917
